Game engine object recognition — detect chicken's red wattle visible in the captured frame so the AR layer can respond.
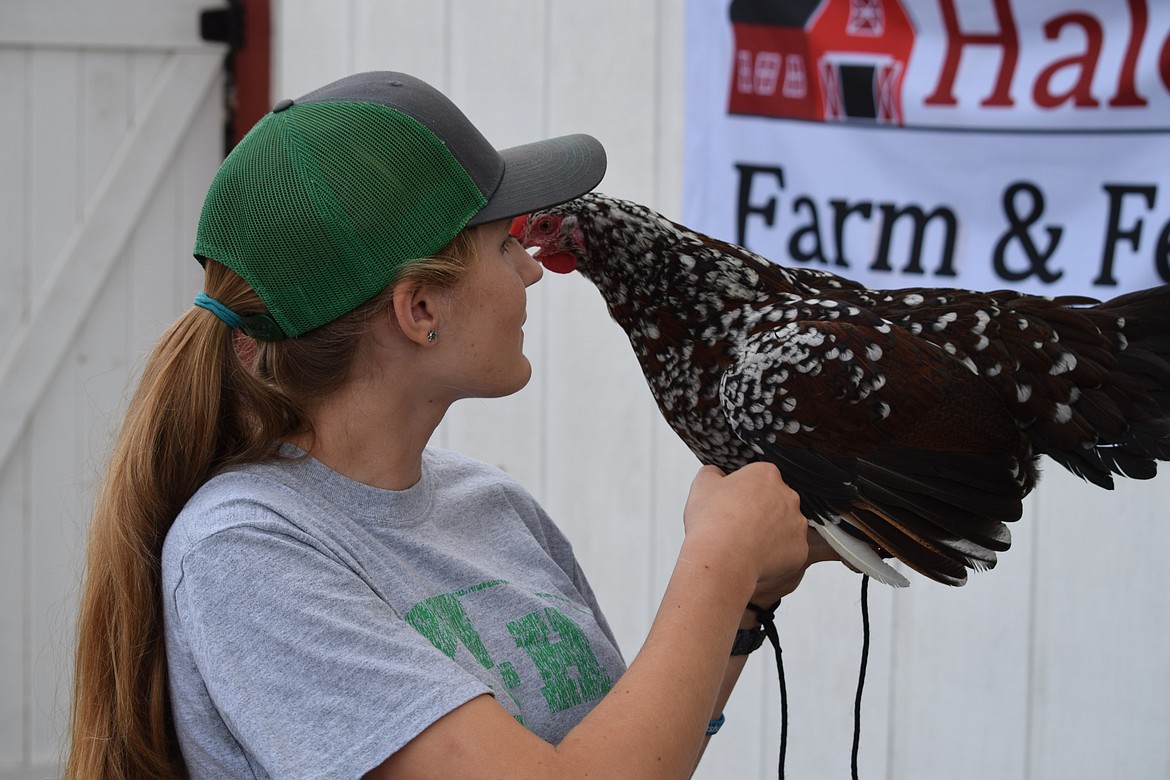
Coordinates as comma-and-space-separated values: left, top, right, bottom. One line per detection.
539, 253, 578, 274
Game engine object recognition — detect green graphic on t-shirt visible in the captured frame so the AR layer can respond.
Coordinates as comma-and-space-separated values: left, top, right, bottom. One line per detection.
405, 582, 526, 724
405, 583, 612, 721
405, 588, 499, 669
498, 661, 522, 688
506, 607, 613, 713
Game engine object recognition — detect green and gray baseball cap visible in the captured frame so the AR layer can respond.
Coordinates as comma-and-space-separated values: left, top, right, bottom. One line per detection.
194, 71, 606, 340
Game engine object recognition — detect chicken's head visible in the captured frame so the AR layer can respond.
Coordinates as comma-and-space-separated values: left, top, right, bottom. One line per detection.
509, 212, 586, 274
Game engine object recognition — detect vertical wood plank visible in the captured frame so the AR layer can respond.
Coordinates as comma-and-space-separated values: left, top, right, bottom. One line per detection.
0, 452, 26, 769
24, 48, 81, 769
26, 49, 133, 767
129, 51, 182, 361
0, 46, 31, 774
79, 46, 135, 498
446, 0, 547, 149
1029, 468, 1170, 779
650, 0, 685, 217
125, 170, 178, 413
28, 50, 80, 301
27, 346, 83, 767
82, 51, 131, 202
173, 71, 222, 313
350, 0, 448, 88
0, 49, 28, 340
887, 508, 1035, 780
125, 56, 220, 363
271, 0, 351, 99
546, 2, 657, 205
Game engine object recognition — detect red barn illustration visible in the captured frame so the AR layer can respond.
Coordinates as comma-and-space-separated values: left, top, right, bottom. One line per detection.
728, 0, 915, 124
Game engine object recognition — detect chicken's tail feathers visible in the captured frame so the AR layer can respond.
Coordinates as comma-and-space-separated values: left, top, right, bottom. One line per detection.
814, 519, 910, 588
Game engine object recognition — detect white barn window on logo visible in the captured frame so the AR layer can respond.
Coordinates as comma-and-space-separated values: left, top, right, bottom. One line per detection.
754, 52, 782, 96
737, 49, 754, 93
848, 0, 885, 36
783, 54, 807, 99
736, 49, 784, 96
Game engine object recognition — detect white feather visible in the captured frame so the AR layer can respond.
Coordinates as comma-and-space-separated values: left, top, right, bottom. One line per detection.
814, 520, 910, 588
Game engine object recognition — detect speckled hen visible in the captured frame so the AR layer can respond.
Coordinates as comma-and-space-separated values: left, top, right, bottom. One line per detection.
513, 193, 1170, 587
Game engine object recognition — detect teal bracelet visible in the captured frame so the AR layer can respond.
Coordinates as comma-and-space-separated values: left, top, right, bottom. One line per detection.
706, 712, 726, 736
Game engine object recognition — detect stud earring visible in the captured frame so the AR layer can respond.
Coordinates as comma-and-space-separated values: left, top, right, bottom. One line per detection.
427, 330, 437, 343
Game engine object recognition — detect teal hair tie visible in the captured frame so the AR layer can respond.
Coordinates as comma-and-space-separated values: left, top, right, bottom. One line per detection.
194, 291, 242, 330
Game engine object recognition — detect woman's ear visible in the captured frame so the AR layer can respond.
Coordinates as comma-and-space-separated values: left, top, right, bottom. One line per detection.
391, 282, 441, 346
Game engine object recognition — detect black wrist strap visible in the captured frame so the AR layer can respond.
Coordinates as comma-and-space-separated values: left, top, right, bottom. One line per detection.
747, 599, 787, 780
732, 597, 784, 656
730, 624, 766, 655
746, 598, 782, 622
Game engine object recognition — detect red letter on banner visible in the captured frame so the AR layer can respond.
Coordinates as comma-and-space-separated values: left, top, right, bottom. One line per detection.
1034, 13, 1103, 108
925, 0, 1019, 107
1109, 0, 1149, 107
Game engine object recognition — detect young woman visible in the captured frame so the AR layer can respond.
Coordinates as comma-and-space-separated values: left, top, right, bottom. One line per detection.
67, 71, 830, 779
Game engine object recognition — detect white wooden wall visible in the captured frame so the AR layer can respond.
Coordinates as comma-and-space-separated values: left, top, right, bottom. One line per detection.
2, 1, 1168, 778
273, 2, 1170, 779
0, 2, 223, 777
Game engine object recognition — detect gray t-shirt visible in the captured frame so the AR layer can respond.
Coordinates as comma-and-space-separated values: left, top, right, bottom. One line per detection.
162, 446, 625, 779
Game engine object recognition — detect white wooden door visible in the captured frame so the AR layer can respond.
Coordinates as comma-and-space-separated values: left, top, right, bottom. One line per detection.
0, 2, 224, 776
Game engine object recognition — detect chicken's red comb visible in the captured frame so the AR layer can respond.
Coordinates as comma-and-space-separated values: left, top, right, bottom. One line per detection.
509, 215, 528, 238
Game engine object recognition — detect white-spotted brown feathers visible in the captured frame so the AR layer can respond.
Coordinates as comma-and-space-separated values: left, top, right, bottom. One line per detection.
515, 193, 1170, 586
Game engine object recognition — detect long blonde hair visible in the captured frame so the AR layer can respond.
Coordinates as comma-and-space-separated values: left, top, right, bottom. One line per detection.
66, 234, 474, 779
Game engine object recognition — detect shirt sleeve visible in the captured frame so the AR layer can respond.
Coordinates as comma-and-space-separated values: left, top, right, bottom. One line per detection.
170, 524, 489, 779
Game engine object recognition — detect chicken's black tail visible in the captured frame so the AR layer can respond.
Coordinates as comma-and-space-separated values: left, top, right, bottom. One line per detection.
1039, 284, 1170, 488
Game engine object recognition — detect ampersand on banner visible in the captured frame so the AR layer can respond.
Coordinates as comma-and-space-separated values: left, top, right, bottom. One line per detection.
993, 181, 1064, 283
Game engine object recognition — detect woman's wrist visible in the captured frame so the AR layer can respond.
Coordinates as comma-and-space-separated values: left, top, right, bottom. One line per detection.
677, 535, 760, 602
742, 589, 785, 624
739, 608, 763, 630
732, 595, 783, 657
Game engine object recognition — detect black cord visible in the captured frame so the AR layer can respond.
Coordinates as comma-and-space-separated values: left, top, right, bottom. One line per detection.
852, 575, 871, 780
747, 600, 786, 779
753, 573, 871, 780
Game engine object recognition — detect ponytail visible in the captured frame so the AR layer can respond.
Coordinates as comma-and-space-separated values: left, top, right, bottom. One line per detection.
66, 262, 300, 779
67, 232, 476, 778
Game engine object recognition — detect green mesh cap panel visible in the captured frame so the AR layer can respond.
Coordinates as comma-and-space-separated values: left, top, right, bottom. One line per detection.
193, 101, 487, 338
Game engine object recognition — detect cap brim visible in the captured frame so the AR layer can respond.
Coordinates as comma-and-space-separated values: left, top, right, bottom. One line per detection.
466, 133, 606, 226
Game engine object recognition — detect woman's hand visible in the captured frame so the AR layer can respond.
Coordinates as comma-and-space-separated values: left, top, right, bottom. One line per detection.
681, 463, 810, 597
748, 525, 840, 609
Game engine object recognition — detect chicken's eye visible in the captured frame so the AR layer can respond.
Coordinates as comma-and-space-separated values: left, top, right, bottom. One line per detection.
537, 218, 554, 233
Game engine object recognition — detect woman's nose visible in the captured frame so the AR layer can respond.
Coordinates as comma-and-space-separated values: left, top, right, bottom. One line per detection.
521, 247, 544, 287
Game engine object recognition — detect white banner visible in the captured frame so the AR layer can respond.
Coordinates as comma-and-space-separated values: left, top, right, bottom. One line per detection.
684, 0, 1170, 296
